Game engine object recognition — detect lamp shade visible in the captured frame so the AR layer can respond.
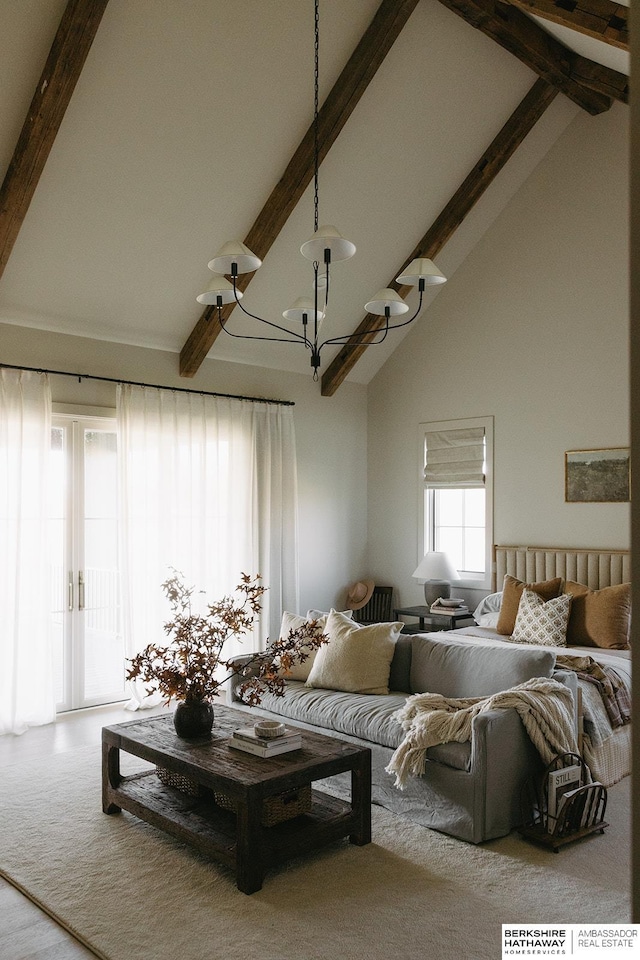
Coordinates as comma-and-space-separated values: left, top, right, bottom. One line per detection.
412, 552, 459, 582
196, 274, 243, 305
396, 258, 447, 287
300, 225, 356, 263
282, 297, 325, 323
364, 288, 410, 317
207, 241, 262, 275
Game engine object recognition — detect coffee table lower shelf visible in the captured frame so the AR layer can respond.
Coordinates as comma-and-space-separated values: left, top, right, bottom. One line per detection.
107, 770, 357, 873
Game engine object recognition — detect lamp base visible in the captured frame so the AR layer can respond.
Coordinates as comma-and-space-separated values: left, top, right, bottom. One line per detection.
423, 580, 451, 606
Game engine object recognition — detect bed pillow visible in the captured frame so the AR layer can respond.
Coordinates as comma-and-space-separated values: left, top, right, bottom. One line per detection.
276, 611, 327, 681
564, 581, 631, 649
305, 609, 402, 695
496, 575, 563, 635
473, 591, 503, 627
510, 589, 571, 647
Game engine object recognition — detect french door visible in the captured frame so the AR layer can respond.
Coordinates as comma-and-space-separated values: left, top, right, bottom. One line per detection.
50, 414, 125, 711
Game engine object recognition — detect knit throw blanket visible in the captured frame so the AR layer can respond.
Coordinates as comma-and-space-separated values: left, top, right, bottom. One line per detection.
386, 677, 578, 789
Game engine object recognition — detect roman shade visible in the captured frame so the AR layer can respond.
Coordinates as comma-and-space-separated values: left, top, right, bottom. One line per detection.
424, 426, 485, 488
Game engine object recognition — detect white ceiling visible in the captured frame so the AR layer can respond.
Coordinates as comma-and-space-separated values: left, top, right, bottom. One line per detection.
0, 0, 629, 384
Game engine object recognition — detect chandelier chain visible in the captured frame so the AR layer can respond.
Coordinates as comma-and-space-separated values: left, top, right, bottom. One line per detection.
314, 0, 319, 235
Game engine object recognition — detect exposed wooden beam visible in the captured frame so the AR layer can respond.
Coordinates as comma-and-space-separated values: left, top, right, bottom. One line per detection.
436, 0, 613, 113
0, 0, 109, 280
179, 0, 420, 378
506, 0, 629, 51
321, 78, 558, 396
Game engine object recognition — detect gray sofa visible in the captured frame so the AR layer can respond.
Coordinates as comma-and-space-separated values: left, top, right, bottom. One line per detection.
229, 630, 578, 843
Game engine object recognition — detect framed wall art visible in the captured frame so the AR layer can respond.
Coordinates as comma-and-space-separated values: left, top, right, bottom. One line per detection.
565, 448, 630, 503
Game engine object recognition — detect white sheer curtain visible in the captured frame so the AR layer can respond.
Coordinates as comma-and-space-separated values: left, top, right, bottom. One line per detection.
0, 369, 56, 735
116, 385, 298, 708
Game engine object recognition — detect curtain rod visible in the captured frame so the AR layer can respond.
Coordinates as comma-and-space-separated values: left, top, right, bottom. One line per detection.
0, 363, 295, 406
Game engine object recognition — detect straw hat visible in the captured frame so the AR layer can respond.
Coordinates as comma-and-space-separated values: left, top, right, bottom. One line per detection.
346, 578, 375, 610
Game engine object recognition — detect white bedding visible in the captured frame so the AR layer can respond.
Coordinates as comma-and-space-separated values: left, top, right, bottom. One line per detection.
446, 626, 631, 786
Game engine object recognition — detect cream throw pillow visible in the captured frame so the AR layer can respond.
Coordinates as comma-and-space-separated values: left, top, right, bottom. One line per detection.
305, 609, 402, 695
511, 589, 571, 647
276, 611, 327, 681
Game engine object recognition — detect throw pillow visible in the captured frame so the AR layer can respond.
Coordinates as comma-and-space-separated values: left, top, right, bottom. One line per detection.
305, 609, 402, 695
496, 575, 563, 635
306, 608, 354, 620
511, 589, 571, 647
564, 581, 631, 649
276, 611, 327, 681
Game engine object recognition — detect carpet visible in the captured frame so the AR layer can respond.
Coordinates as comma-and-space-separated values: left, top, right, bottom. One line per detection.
0, 747, 630, 960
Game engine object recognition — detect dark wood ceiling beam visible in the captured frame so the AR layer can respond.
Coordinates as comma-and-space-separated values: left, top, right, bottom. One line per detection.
0, 0, 109, 280
506, 0, 628, 51
321, 78, 558, 396
179, 0, 420, 378
436, 0, 612, 114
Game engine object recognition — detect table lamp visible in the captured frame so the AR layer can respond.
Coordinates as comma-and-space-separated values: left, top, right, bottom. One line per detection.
412, 552, 459, 605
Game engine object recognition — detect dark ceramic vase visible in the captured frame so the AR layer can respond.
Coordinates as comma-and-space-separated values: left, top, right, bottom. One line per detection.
173, 698, 214, 739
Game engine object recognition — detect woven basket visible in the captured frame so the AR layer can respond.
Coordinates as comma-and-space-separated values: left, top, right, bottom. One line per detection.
214, 785, 312, 827
155, 765, 202, 797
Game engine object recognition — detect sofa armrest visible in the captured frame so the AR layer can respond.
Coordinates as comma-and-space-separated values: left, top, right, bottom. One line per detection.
226, 655, 260, 703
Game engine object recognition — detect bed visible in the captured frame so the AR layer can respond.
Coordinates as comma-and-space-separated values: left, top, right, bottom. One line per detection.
448, 545, 632, 787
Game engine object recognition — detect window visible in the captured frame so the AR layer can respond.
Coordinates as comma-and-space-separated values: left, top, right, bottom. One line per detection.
420, 417, 493, 588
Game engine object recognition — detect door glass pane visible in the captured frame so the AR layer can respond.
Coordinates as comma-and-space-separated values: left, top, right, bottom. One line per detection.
83, 429, 123, 701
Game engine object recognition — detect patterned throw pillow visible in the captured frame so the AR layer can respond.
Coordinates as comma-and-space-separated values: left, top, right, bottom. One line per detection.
511, 589, 571, 647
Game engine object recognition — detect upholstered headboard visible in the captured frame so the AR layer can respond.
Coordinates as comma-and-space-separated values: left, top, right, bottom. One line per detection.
493, 545, 631, 592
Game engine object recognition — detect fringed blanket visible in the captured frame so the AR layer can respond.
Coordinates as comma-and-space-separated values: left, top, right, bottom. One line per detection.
386, 677, 578, 789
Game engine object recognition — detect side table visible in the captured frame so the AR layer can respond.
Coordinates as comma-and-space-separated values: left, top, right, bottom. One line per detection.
393, 604, 475, 633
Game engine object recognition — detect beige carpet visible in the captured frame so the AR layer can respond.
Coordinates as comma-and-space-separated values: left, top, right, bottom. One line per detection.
0, 748, 631, 960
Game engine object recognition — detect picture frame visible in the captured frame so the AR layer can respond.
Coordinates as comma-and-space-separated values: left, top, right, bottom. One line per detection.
565, 448, 630, 503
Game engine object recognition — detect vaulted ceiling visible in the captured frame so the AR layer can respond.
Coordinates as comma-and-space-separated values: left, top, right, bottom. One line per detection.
0, 0, 629, 394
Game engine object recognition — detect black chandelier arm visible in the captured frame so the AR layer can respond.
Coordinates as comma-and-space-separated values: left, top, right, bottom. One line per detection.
229, 284, 312, 346
317, 287, 424, 353
217, 312, 316, 350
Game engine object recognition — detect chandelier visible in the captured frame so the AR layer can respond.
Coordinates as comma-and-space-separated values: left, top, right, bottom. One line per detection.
197, 0, 447, 380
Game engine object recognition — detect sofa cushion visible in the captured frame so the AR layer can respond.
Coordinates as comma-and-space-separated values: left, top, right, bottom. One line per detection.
306, 610, 402, 695
496, 575, 563, 635
252, 682, 407, 747
238, 682, 472, 771
409, 632, 555, 698
511, 589, 571, 647
564, 581, 631, 649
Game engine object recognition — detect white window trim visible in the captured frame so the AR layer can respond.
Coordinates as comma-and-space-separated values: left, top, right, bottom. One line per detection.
417, 415, 494, 591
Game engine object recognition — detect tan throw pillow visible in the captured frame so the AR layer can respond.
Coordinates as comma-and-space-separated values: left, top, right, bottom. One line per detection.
511, 589, 571, 647
564, 581, 631, 649
305, 609, 402, 695
276, 611, 327, 681
496, 575, 563, 635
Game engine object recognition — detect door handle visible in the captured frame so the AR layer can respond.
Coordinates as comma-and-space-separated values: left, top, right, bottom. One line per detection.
78, 571, 85, 611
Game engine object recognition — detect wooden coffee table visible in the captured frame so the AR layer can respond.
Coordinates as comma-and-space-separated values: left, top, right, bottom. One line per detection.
102, 706, 371, 894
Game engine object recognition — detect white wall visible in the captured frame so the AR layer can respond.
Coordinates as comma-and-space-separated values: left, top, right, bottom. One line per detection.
0, 323, 368, 618
367, 103, 630, 610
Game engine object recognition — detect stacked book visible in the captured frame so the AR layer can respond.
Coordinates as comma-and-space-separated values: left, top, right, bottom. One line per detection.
229, 726, 303, 757
430, 602, 469, 615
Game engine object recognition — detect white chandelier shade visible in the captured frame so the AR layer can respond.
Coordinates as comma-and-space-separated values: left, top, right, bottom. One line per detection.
396, 258, 447, 286
364, 288, 410, 316
207, 240, 262, 275
196, 274, 243, 306
282, 297, 325, 324
300, 224, 356, 263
